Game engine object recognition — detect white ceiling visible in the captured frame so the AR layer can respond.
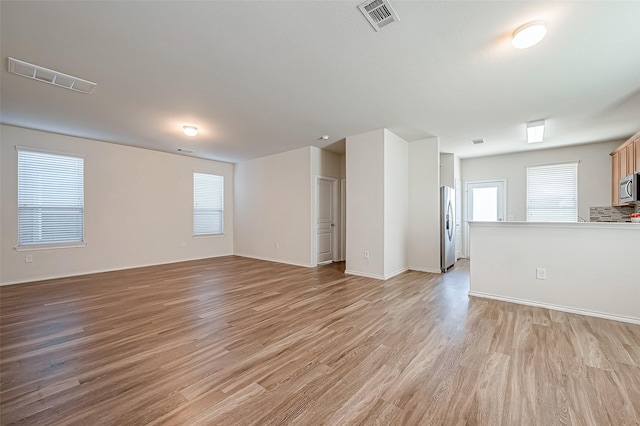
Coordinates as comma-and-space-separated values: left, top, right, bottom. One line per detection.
1, 1, 639, 163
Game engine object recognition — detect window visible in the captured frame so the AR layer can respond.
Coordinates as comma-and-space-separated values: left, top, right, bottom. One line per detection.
18, 148, 84, 247
526, 162, 578, 222
193, 173, 224, 235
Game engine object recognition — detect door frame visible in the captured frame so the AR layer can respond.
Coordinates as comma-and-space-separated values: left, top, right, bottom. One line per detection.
340, 179, 346, 262
464, 179, 507, 258
314, 176, 339, 265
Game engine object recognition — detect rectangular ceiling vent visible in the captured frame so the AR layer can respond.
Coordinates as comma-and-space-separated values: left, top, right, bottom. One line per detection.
8, 57, 96, 94
471, 139, 485, 145
358, 0, 399, 32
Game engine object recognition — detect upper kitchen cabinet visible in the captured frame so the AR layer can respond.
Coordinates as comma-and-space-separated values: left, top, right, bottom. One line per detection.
611, 131, 639, 206
635, 135, 640, 173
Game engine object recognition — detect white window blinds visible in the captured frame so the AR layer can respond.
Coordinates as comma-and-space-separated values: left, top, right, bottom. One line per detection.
18, 149, 84, 246
526, 162, 578, 222
194, 173, 224, 235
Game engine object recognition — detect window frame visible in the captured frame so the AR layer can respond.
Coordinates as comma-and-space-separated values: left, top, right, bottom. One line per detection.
526, 161, 579, 223
15, 146, 86, 251
193, 172, 224, 237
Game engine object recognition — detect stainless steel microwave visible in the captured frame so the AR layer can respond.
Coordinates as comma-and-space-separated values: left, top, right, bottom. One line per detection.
620, 173, 638, 204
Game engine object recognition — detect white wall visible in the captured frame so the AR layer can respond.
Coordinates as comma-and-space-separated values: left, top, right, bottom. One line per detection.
234, 146, 313, 267
408, 137, 441, 273
383, 130, 409, 278
345, 130, 385, 278
469, 222, 640, 324
0, 125, 234, 284
461, 140, 622, 222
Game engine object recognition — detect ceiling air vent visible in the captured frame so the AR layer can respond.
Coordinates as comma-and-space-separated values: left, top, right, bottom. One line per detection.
177, 149, 194, 154
358, 0, 399, 32
471, 139, 485, 145
8, 57, 96, 94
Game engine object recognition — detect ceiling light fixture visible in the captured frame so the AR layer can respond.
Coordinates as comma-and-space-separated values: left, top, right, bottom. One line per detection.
512, 21, 547, 49
527, 120, 545, 143
183, 125, 198, 137
321, 135, 329, 140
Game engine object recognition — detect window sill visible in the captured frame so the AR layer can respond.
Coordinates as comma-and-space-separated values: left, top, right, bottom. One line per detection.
193, 234, 225, 239
14, 242, 87, 252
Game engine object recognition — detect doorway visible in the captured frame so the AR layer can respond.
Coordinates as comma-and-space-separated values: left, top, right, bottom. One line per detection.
464, 180, 506, 257
316, 176, 339, 264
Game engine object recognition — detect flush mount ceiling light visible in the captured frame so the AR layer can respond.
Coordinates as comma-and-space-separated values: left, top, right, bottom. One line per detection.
512, 21, 547, 49
527, 120, 545, 143
183, 125, 198, 137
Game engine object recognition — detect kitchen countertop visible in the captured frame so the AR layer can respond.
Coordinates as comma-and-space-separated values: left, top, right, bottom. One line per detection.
468, 221, 640, 229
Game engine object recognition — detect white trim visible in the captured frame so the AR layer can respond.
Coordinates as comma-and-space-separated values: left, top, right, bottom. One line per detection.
0, 253, 234, 286
15, 145, 86, 158
384, 267, 409, 280
525, 159, 580, 168
340, 178, 346, 262
233, 253, 313, 269
192, 234, 226, 239
344, 267, 409, 280
14, 242, 86, 252
345, 270, 386, 280
468, 291, 640, 325
408, 266, 441, 274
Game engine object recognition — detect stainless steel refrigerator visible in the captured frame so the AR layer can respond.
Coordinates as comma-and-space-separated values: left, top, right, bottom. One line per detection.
441, 186, 456, 272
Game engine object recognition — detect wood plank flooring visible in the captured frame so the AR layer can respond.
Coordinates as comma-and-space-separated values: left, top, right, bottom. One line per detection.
1, 256, 639, 425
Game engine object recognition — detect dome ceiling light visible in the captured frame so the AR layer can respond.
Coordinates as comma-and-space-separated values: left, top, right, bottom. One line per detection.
512, 21, 547, 49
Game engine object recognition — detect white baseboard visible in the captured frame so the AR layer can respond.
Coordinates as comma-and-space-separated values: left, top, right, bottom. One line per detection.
408, 266, 441, 274
345, 270, 386, 280
384, 267, 409, 280
468, 291, 640, 325
0, 253, 234, 286
233, 253, 313, 269
344, 267, 409, 281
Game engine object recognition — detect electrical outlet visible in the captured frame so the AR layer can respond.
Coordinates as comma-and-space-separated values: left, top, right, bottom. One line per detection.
536, 268, 546, 280
364, 250, 369, 259
25, 254, 33, 263
181, 242, 187, 248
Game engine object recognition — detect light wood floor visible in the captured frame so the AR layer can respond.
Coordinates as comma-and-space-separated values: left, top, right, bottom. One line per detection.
1, 257, 639, 425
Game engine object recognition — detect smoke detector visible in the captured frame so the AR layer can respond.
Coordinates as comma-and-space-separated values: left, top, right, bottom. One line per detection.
8, 57, 96, 94
358, 0, 399, 32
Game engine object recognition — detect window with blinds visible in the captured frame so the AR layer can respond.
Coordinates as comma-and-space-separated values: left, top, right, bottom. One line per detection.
193, 173, 224, 235
526, 162, 578, 222
18, 149, 85, 246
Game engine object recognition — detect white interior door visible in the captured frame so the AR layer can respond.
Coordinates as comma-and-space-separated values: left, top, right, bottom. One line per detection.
465, 180, 506, 258
317, 177, 337, 264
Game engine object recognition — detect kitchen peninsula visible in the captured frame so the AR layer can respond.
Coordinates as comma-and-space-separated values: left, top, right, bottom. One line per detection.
469, 221, 640, 324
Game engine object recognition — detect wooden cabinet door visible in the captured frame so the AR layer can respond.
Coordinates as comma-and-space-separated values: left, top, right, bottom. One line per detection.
612, 152, 620, 205
620, 146, 628, 178
635, 137, 640, 173
626, 143, 634, 175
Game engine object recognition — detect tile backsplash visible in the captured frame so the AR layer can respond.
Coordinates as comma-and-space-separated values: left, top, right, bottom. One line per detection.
590, 205, 640, 222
